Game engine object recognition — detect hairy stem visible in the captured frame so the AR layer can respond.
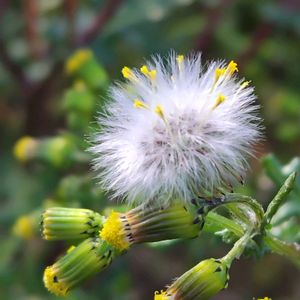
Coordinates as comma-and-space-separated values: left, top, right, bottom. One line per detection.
264, 172, 296, 224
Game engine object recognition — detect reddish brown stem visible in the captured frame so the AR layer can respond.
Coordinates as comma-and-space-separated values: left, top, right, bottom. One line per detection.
64, 0, 79, 46
238, 23, 273, 71
194, 0, 234, 54
24, 0, 43, 58
75, 0, 124, 46
0, 38, 32, 94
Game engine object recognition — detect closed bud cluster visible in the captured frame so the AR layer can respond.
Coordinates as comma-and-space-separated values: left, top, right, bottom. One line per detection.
43, 238, 117, 296
14, 135, 77, 168
42, 207, 105, 241
36, 136, 76, 168
62, 81, 96, 131
65, 49, 108, 90
154, 258, 229, 300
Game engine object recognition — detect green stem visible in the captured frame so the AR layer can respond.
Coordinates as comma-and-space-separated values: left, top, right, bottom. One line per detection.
222, 232, 252, 266
264, 172, 296, 224
220, 194, 264, 223
205, 212, 244, 237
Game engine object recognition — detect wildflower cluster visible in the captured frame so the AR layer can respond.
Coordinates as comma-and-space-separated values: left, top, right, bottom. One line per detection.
40, 203, 206, 295
12, 50, 300, 299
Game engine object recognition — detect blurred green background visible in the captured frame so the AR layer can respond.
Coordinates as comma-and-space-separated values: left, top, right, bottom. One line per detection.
1, 0, 300, 299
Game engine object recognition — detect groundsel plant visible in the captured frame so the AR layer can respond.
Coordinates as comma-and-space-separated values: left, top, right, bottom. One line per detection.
90, 52, 261, 206
38, 51, 300, 299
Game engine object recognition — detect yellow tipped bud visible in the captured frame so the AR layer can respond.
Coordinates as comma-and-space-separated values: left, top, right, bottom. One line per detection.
42, 207, 104, 241
212, 94, 226, 109
155, 258, 229, 300
140, 65, 156, 81
43, 266, 69, 296
65, 49, 93, 74
227, 60, 238, 75
13, 136, 37, 162
258, 298, 272, 300
12, 215, 35, 240
155, 104, 165, 120
134, 99, 149, 109
99, 211, 130, 251
43, 238, 117, 296
122, 66, 134, 79
123, 204, 201, 244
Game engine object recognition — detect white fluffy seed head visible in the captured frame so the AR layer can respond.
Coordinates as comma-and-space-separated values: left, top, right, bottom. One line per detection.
90, 52, 262, 207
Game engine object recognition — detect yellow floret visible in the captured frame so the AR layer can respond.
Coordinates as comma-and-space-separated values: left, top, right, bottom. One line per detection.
43, 266, 69, 297
155, 104, 165, 120
215, 68, 226, 82
65, 49, 92, 74
140, 65, 156, 80
99, 212, 130, 251
212, 94, 226, 109
176, 54, 184, 65
13, 136, 37, 162
134, 99, 149, 109
122, 66, 134, 79
154, 290, 170, 300
213, 60, 238, 89
226, 60, 238, 75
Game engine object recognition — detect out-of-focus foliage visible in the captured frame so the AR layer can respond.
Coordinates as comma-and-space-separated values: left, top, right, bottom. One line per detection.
1, 0, 300, 299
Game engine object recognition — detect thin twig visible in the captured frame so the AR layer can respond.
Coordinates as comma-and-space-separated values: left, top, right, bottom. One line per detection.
237, 23, 273, 71
24, 60, 64, 134
193, 0, 234, 54
0, 38, 32, 94
238, 0, 300, 70
64, 0, 79, 46
24, 0, 43, 58
75, 0, 124, 46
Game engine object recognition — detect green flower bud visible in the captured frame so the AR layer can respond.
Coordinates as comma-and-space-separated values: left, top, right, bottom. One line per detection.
65, 49, 109, 90
14, 135, 78, 168
37, 136, 76, 168
62, 81, 96, 131
99, 204, 202, 251
154, 258, 229, 300
13, 136, 38, 162
42, 207, 105, 241
43, 238, 117, 296
63, 81, 95, 114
